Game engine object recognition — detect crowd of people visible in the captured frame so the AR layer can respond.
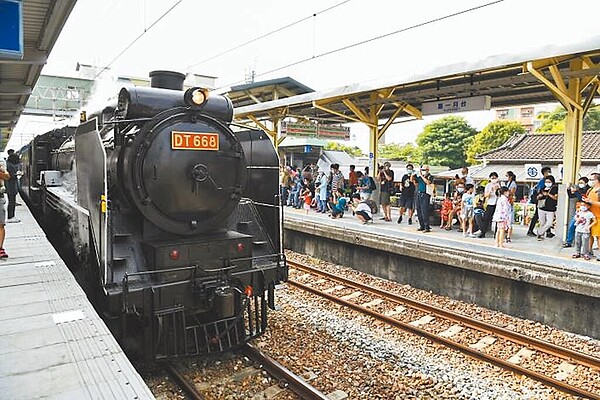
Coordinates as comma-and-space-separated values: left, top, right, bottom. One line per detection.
280, 161, 600, 260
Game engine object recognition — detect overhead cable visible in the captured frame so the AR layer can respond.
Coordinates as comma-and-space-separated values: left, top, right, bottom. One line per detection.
186, 0, 352, 70
93, 0, 184, 80
217, 0, 504, 90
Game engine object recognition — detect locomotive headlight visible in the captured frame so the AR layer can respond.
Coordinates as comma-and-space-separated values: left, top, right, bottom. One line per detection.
184, 87, 209, 107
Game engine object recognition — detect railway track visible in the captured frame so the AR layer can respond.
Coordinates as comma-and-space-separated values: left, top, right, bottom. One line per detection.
163, 344, 329, 400
288, 260, 600, 399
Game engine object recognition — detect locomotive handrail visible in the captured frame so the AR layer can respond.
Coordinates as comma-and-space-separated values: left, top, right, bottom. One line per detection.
103, 117, 153, 124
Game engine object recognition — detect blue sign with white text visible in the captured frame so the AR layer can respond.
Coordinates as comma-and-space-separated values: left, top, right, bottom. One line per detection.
0, 0, 23, 59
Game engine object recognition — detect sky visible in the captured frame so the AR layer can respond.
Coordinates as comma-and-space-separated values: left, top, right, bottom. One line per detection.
9, 0, 600, 151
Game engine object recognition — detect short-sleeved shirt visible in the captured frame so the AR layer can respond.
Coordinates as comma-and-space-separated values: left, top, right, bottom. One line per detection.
400, 174, 415, 198
348, 171, 358, 186
575, 210, 595, 233
484, 182, 499, 206
359, 176, 373, 194
380, 169, 394, 193
355, 202, 372, 218
462, 192, 474, 209
416, 174, 431, 193
539, 185, 559, 212
334, 197, 348, 213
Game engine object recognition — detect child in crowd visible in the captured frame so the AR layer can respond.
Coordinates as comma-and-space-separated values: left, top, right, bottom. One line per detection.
473, 186, 486, 236
492, 186, 511, 248
461, 184, 475, 237
573, 203, 596, 260
301, 185, 312, 214
440, 192, 452, 229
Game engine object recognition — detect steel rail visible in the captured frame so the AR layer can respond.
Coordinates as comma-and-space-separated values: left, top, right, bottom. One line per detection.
241, 343, 330, 400
289, 260, 600, 370
288, 261, 600, 400
163, 361, 206, 400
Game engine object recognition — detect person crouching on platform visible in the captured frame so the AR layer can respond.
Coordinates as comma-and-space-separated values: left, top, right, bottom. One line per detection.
350, 193, 372, 224
329, 189, 348, 219
0, 162, 11, 258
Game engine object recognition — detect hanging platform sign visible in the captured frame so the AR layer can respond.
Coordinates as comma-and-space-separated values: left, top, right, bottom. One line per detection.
422, 95, 491, 116
317, 124, 350, 140
280, 121, 350, 140
280, 121, 317, 137
0, 0, 23, 59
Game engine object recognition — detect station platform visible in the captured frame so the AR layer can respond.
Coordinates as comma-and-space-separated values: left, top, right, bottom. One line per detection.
283, 206, 600, 339
0, 197, 154, 400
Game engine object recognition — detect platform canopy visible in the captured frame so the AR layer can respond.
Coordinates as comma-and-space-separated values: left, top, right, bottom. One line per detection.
234, 35, 600, 179
236, 36, 600, 126
0, 0, 77, 148
227, 77, 314, 108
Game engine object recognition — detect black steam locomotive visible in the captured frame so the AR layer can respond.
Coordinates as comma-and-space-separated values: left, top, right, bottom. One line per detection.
19, 71, 287, 360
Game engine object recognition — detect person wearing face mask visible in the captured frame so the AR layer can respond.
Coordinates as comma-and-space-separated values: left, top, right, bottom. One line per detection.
397, 163, 416, 224
563, 177, 590, 248
536, 175, 559, 241
477, 172, 500, 238
527, 166, 553, 237
572, 203, 596, 260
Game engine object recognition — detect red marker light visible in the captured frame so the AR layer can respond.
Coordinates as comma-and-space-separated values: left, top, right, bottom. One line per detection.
236, 242, 245, 253
244, 285, 253, 297
169, 249, 180, 260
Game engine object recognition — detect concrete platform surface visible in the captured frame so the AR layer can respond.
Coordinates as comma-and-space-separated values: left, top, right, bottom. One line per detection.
284, 206, 600, 297
0, 199, 154, 400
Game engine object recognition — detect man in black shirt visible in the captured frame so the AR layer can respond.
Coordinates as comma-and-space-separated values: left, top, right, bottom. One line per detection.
397, 163, 416, 224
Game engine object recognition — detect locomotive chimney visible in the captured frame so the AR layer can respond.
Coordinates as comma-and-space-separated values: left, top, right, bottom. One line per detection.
149, 70, 186, 90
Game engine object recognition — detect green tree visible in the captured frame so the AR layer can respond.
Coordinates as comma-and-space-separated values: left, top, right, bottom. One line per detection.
466, 120, 525, 164
537, 104, 600, 133
378, 142, 422, 162
416, 115, 477, 168
324, 141, 363, 157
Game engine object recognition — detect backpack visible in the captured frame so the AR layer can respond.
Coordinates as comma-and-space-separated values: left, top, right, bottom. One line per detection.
368, 177, 376, 191
362, 199, 378, 214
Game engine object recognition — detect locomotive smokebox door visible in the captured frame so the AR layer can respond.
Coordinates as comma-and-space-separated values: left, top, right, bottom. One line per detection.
121, 111, 247, 236
213, 286, 235, 319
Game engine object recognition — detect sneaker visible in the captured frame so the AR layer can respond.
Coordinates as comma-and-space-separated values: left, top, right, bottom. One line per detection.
527, 232, 536, 237
424, 228, 432, 233
573, 254, 581, 258
468, 233, 477, 238
7, 218, 20, 223
397, 215, 403, 224
537, 235, 543, 241
562, 243, 572, 248
584, 255, 591, 261
0, 249, 8, 259
473, 230, 481, 236
546, 232, 555, 238
408, 218, 413, 225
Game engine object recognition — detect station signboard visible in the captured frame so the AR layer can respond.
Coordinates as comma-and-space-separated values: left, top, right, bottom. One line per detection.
524, 163, 543, 180
0, 0, 23, 60
316, 124, 350, 140
280, 121, 350, 140
422, 95, 491, 116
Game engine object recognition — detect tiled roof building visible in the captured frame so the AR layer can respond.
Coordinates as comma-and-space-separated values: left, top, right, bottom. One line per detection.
480, 132, 600, 162
437, 132, 600, 183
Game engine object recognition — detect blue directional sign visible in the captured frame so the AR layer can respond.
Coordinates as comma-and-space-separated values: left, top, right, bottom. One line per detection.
0, 0, 23, 59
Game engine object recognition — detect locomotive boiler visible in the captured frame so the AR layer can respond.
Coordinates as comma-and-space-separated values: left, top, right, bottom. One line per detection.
20, 71, 287, 360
